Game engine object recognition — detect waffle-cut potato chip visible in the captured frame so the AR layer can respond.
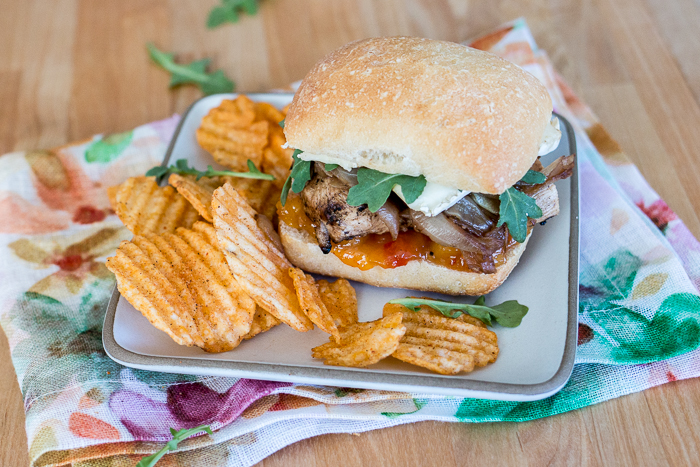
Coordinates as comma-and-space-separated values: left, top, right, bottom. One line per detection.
169, 173, 280, 222
197, 95, 292, 187
227, 177, 280, 220
254, 101, 286, 127
106, 220, 257, 353
317, 278, 358, 328
106, 238, 203, 348
169, 174, 222, 222
151, 229, 255, 353
383, 303, 499, 375
311, 313, 406, 367
244, 306, 280, 340
289, 268, 339, 340
113, 176, 200, 236
213, 183, 313, 332
197, 96, 270, 171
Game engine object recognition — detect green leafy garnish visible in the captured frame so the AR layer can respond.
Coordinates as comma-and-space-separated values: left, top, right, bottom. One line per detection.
135, 425, 213, 467
145, 158, 274, 184
347, 168, 427, 212
324, 163, 339, 171
279, 118, 285, 128
497, 187, 542, 243
280, 150, 311, 206
147, 43, 234, 96
520, 169, 547, 185
207, 0, 260, 28
388, 296, 529, 328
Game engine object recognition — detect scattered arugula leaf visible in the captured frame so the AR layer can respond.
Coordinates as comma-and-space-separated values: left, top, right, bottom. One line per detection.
347, 168, 427, 212
279, 118, 285, 128
207, 0, 260, 28
520, 169, 547, 185
497, 187, 542, 243
147, 43, 234, 96
145, 158, 274, 184
324, 163, 339, 171
388, 297, 529, 328
135, 425, 212, 467
280, 150, 311, 206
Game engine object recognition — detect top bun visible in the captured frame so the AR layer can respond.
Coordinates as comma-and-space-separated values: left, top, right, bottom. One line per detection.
284, 37, 552, 194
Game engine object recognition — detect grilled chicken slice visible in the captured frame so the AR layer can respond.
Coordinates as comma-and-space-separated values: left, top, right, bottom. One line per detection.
300, 173, 390, 252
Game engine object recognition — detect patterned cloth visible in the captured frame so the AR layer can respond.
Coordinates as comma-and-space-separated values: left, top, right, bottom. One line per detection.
1, 19, 700, 467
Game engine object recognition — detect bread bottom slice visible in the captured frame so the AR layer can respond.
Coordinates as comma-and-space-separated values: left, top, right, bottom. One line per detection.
279, 221, 531, 296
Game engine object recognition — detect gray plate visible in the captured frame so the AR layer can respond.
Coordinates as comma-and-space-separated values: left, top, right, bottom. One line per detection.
103, 93, 578, 401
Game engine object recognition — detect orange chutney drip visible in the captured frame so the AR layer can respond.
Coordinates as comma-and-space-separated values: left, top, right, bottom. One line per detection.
277, 194, 514, 273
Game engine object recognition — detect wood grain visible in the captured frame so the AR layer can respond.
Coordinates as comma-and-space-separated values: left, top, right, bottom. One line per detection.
1, 1, 700, 466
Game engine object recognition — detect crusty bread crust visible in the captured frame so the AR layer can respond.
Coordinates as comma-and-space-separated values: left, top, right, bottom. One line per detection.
279, 221, 530, 296
285, 36, 552, 194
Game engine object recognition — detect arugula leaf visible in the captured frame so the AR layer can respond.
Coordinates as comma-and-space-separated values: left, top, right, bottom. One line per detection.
136, 425, 213, 467
147, 43, 234, 96
388, 297, 529, 328
145, 158, 274, 184
280, 150, 311, 206
520, 169, 547, 185
207, 0, 260, 28
497, 187, 542, 243
347, 168, 426, 212
324, 163, 339, 171
280, 174, 293, 206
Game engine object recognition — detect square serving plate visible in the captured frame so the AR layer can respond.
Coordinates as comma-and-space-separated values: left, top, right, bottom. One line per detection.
103, 93, 579, 401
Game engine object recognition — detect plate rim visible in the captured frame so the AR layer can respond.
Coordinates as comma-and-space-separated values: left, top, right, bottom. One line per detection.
103, 93, 579, 401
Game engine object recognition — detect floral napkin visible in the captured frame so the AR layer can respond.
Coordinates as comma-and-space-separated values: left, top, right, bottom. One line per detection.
2, 19, 700, 467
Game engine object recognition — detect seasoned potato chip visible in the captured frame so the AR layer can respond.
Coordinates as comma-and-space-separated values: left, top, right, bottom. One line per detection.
169, 173, 280, 222
383, 303, 499, 375
196, 96, 270, 171
317, 278, 358, 328
106, 238, 203, 348
113, 176, 199, 236
168, 174, 222, 222
254, 101, 286, 127
197, 96, 292, 191
106, 220, 257, 353
311, 313, 406, 367
213, 183, 313, 332
289, 268, 339, 340
244, 306, 280, 340
226, 177, 280, 220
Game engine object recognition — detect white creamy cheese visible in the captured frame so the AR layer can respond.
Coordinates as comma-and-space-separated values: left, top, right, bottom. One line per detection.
393, 182, 469, 217
297, 152, 358, 171
539, 116, 561, 155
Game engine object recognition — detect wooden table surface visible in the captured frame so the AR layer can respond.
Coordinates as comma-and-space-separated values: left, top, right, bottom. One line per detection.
2, 1, 700, 466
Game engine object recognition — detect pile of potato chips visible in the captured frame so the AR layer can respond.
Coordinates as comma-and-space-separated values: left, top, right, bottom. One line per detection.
105, 95, 499, 376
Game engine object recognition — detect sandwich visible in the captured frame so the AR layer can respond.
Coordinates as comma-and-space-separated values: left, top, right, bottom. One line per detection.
277, 36, 574, 295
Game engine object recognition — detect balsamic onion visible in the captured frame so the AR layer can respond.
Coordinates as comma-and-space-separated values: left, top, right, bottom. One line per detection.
469, 193, 500, 215
410, 211, 485, 254
375, 201, 400, 240
444, 196, 495, 235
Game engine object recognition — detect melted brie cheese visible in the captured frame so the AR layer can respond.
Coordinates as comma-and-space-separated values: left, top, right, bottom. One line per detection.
297, 152, 357, 171
539, 116, 561, 155
393, 183, 469, 217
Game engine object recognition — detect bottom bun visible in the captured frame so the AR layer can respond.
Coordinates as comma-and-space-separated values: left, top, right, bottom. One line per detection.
279, 221, 531, 296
